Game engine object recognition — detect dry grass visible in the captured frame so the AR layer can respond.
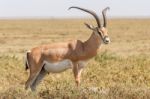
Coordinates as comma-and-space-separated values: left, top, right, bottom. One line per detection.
0, 18, 150, 99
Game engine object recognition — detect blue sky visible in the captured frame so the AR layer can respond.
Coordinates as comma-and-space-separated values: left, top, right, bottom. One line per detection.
0, 0, 149, 18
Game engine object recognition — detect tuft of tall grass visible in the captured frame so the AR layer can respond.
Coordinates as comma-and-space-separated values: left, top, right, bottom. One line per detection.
95, 51, 118, 62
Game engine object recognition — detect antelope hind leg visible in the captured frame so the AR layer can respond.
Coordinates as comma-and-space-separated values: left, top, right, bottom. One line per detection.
30, 67, 48, 91
25, 65, 42, 90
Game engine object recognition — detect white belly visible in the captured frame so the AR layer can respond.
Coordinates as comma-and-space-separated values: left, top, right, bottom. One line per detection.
43, 59, 73, 73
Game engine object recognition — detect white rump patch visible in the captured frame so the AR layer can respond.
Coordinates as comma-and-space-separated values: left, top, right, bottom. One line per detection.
43, 59, 73, 73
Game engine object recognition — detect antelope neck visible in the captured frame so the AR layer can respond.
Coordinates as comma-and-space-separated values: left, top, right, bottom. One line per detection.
84, 32, 102, 52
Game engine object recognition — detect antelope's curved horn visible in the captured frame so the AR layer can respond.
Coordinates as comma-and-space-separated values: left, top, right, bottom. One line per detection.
102, 7, 110, 27
68, 6, 101, 28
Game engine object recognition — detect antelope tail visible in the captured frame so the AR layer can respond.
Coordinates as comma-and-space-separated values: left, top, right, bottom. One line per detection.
24, 50, 31, 71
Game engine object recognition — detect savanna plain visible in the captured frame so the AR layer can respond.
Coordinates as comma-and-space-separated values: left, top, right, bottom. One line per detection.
0, 18, 150, 99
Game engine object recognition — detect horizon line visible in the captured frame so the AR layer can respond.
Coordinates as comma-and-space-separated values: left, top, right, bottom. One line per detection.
0, 16, 150, 20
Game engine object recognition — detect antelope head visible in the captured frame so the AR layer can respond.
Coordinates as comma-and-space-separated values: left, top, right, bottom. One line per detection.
68, 6, 110, 44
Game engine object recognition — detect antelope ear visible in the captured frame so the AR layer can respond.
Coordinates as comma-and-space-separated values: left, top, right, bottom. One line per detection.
84, 23, 95, 30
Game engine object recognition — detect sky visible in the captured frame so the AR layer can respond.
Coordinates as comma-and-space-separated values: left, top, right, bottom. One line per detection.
0, 0, 149, 18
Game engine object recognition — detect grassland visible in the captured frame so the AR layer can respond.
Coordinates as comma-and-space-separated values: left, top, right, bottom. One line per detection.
0, 18, 150, 99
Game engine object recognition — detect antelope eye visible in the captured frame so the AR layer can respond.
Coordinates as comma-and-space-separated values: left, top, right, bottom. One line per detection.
98, 31, 103, 36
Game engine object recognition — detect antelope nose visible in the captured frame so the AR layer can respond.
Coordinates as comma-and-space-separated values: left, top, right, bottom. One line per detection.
104, 36, 110, 44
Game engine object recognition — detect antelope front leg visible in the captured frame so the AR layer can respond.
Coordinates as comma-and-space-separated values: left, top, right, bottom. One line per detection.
72, 62, 83, 87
